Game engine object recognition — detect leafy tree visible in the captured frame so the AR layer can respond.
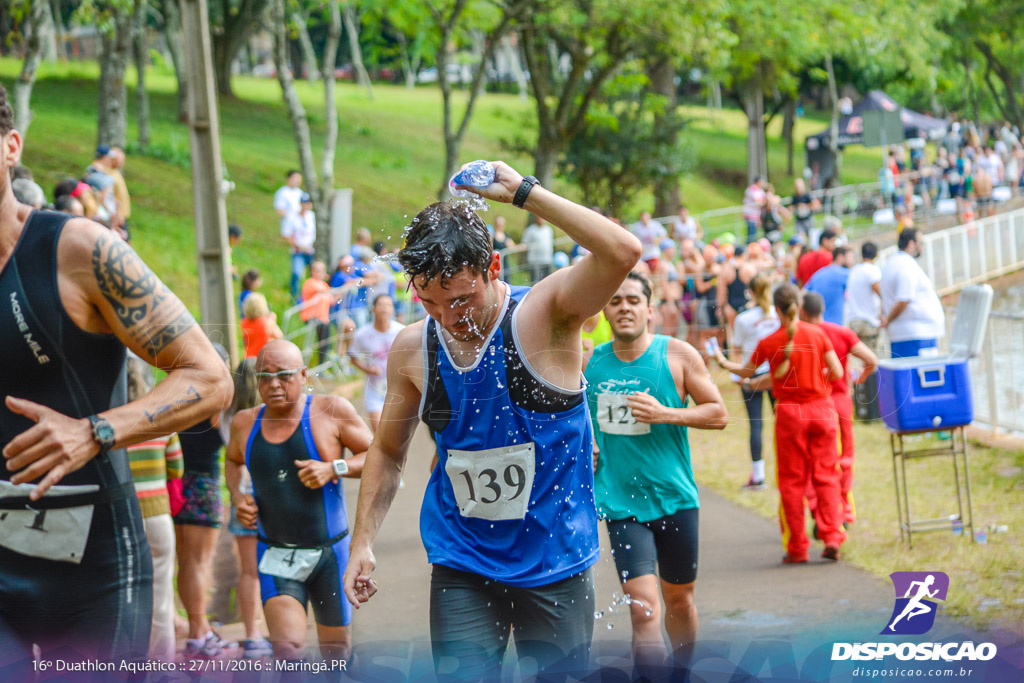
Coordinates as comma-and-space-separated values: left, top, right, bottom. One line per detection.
560, 67, 691, 216
76, 0, 138, 147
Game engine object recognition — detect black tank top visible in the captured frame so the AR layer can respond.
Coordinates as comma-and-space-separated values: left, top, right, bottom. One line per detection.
0, 211, 130, 486
178, 418, 224, 475
247, 411, 337, 547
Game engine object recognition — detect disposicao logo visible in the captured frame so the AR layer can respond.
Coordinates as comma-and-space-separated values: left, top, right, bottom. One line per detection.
883, 571, 949, 635
831, 571, 998, 662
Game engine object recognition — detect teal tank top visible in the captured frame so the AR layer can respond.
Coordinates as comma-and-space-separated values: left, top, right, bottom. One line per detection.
584, 335, 699, 522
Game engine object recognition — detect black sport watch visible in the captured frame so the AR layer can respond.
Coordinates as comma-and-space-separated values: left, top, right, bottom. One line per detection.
512, 175, 540, 208
88, 415, 116, 453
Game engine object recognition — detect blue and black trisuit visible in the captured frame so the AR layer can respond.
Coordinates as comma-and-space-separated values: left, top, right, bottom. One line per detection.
245, 394, 352, 626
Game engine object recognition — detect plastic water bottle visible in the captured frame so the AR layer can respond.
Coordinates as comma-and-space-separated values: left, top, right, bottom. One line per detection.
449, 160, 495, 198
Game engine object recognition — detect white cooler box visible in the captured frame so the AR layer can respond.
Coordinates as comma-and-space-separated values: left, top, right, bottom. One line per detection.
877, 284, 993, 432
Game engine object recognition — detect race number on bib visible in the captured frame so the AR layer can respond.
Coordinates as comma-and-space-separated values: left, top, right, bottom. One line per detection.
258, 546, 322, 581
0, 481, 97, 564
446, 442, 536, 521
596, 393, 651, 435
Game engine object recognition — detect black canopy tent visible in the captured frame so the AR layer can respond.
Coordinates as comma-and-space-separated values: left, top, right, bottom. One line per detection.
805, 91, 948, 188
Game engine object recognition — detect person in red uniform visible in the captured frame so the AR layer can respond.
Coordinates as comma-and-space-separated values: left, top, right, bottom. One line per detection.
714, 284, 846, 562
796, 229, 836, 286
799, 292, 877, 525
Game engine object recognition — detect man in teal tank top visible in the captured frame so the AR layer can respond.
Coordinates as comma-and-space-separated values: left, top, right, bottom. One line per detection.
584, 271, 727, 674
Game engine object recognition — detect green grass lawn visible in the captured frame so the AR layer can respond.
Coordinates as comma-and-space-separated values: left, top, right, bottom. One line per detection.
692, 374, 1024, 633
0, 58, 891, 319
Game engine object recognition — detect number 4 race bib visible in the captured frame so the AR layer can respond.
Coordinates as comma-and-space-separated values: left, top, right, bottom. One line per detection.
258, 546, 322, 581
596, 393, 651, 436
446, 442, 536, 522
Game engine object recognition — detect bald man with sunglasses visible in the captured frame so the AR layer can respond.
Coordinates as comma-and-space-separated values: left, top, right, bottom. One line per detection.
225, 340, 372, 663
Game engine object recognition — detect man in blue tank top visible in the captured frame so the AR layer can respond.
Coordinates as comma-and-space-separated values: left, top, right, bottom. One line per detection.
343, 161, 643, 680
0, 85, 233, 673
226, 340, 372, 664
584, 272, 727, 675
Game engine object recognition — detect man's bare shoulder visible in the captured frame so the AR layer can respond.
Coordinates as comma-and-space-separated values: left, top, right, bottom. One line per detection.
230, 406, 261, 433
388, 319, 427, 359
666, 337, 702, 365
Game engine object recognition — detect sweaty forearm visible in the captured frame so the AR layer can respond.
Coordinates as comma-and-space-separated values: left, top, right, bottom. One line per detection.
663, 404, 728, 430
350, 443, 404, 550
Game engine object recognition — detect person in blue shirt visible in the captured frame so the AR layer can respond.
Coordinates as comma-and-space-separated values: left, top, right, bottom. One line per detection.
342, 161, 642, 681
804, 246, 853, 325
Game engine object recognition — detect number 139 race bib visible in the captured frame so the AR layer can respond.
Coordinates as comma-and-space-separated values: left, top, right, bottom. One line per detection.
597, 392, 651, 436
446, 442, 536, 521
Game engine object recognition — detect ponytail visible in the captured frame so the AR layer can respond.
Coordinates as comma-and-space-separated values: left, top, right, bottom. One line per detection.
749, 274, 771, 314
771, 283, 801, 379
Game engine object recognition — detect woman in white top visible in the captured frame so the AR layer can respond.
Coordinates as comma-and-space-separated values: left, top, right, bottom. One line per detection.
729, 274, 781, 489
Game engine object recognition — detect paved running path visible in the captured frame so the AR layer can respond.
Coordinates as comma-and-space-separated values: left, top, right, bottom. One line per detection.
207, 421, 985, 673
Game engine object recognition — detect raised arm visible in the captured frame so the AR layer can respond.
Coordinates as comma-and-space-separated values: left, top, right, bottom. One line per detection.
343, 325, 424, 607
463, 161, 641, 330
4, 222, 232, 499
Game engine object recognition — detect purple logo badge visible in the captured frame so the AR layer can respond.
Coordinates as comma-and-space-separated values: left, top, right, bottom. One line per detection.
882, 572, 949, 635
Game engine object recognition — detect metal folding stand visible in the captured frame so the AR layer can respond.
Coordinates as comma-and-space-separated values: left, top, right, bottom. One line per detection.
889, 425, 975, 547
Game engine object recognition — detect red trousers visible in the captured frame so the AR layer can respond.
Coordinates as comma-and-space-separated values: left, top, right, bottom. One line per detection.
805, 390, 856, 523
775, 399, 846, 559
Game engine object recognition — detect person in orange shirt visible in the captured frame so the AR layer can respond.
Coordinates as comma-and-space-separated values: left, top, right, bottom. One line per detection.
301, 260, 343, 365
714, 283, 846, 563
241, 293, 283, 359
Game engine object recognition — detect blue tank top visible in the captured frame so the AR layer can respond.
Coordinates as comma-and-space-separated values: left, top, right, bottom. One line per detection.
245, 395, 348, 547
418, 284, 599, 587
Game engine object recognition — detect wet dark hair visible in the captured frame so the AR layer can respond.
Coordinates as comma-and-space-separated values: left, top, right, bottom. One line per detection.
625, 270, 653, 303
0, 85, 12, 135
399, 202, 492, 287
801, 291, 824, 318
861, 241, 878, 260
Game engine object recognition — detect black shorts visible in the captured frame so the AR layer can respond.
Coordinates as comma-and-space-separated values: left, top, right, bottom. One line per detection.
606, 507, 699, 585
257, 535, 352, 627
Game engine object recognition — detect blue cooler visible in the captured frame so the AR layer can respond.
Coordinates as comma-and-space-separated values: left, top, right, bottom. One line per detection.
877, 284, 993, 433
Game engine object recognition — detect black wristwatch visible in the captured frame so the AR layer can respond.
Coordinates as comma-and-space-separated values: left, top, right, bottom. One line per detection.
88, 415, 116, 453
512, 175, 541, 208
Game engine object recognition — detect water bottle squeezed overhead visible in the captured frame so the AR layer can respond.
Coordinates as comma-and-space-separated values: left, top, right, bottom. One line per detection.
449, 160, 495, 199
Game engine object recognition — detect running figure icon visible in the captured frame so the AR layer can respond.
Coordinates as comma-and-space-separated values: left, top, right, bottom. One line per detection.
887, 574, 939, 632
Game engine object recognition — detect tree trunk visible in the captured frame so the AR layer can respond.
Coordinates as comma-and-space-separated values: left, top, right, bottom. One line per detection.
214, 39, 234, 97
396, 33, 415, 89
133, 0, 150, 149
506, 33, 528, 102
533, 137, 558, 189
825, 52, 842, 187
649, 55, 680, 216
48, 0, 64, 61
41, 0, 57, 61
316, 0, 342, 261
13, 0, 50, 138
342, 3, 373, 99
162, 0, 188, 123
742, 78, 767, 183
782, 96, 796, 177
293, 11, 319, 81
97, 3, 135, 148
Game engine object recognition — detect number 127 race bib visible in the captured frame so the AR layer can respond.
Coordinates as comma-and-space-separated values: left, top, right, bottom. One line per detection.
596, 392, 651, 436
446, 442, 536, 521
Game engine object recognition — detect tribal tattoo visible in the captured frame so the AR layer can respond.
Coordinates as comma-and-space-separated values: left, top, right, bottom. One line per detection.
92, 233, 197, 358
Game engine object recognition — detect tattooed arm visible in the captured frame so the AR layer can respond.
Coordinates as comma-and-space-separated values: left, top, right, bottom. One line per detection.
3, 221, 233, 499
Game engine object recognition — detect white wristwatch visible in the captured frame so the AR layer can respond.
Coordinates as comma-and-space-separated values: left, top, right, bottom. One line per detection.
332, 459, 349, 477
